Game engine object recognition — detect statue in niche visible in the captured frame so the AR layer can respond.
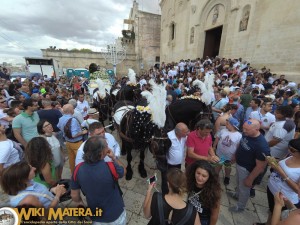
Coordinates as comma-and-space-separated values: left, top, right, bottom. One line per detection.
190, 27, 194, 44
239, 10, 250, 31
191, 5, 196, 14
212, 5, 219, 25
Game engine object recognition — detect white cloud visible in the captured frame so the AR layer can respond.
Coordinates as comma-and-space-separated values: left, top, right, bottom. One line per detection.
0, 0, 160, 65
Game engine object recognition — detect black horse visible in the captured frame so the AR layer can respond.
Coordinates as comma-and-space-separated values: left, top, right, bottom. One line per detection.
115, 85, 141, 104
165, 98, 212, 131
149, 98, 213, 172
115, 97, 212, 180
92, 90, 113, 127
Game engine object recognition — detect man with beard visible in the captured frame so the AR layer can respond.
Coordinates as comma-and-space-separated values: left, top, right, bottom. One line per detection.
12, 98, 40, 147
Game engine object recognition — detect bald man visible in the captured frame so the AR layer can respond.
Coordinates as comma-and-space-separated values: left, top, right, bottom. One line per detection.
161, 122, 189, 194
228, 119, 270, 213
57, 104, 88, 173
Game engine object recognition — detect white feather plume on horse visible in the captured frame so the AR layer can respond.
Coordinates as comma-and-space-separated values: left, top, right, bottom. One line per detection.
141, 79, 167, 128
192, 76, 215, 105
96, 78, 106, 99
126, 68, 137, 85
202, 74, 215, 105
192, 79, 206, 93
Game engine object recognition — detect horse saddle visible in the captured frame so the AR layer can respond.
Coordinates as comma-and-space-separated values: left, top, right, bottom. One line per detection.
113, 105, 135, 125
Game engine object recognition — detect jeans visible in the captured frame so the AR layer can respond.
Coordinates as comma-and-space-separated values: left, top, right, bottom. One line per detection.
236, 164, 251, 209
200, 218, 210, 225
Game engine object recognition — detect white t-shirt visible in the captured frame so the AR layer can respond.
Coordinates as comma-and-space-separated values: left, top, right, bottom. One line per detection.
0, 140, 21, 168
268, 157, 300, 204
75, 133, 121, 165
249, 110, 275, 133
0, 109, 10, 128
168, 69, 177, 78
252, 83, 265, 92
265, 120, 296, 159
167, 130, 187, 165
76, 100, 90, 118
178, 62, 185, 72
216, 129, 242, 161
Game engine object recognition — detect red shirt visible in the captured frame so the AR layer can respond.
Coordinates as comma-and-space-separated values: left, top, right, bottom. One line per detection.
185, 130, 212, 165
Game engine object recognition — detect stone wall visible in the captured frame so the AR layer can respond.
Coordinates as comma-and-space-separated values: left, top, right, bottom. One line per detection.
160, 0, 300, 82
126, 1, 161, 72
41, 49, 138, 78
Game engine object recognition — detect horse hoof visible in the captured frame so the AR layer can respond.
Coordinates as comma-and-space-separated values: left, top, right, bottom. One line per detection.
126, 168, 133, 180
138, 165, 147, 178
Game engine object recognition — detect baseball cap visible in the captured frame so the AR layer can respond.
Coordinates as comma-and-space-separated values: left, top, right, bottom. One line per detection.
227, 117, 240, 130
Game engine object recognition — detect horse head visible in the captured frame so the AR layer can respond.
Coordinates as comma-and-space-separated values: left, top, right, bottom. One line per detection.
149, 127, 171, 172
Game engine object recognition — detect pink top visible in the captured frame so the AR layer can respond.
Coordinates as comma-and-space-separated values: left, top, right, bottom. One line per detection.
185, 130, 212, 165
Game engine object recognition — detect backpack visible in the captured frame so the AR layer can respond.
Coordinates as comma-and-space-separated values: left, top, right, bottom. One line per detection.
73, 161, 123, 196
64, 118, 73, 139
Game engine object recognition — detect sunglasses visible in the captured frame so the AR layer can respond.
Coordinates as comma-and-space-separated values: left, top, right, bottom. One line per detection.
244, 120, 253, 125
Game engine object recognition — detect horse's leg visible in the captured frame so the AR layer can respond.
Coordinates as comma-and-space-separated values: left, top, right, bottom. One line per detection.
138, 147, 147, 178
125, 141, 133, 180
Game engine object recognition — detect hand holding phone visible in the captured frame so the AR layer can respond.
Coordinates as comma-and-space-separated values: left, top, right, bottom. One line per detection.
147, 174, 159, 192
147, 174, 157, 184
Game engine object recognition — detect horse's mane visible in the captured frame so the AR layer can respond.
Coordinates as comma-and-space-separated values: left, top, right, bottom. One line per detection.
166, 99, 210, 130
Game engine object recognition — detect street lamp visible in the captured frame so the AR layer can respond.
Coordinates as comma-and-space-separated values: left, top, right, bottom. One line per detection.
101, 40, 126, 77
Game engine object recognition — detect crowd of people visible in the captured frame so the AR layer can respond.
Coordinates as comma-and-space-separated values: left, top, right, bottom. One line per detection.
0, 56, 300, 225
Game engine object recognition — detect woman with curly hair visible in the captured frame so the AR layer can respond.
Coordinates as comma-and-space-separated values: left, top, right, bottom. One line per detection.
25, 136, 58, 187
186, 160, 221, 225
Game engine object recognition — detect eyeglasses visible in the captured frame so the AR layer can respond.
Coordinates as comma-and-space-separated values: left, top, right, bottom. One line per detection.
289, 145, 299, 153
43, 123, 52, 129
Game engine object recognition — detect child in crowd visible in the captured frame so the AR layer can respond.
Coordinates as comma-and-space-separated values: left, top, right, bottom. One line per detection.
213, 117, 242, 185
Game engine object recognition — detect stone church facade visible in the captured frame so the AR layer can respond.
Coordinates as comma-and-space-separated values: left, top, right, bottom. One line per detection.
42, 1, 160, 77
160, 0, 300, 80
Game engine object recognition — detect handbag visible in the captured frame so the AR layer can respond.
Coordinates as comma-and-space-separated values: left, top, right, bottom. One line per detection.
56, 179, 72, 202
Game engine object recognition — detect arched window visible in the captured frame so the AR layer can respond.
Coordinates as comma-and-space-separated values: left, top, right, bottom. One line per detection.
170, 22, 175, 40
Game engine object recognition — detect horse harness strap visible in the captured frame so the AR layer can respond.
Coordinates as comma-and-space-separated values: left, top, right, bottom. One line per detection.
167, 106, 176, 125
118, 111, 134, 143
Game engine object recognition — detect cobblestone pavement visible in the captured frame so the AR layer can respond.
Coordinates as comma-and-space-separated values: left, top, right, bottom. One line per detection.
0, 129, 270, 225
